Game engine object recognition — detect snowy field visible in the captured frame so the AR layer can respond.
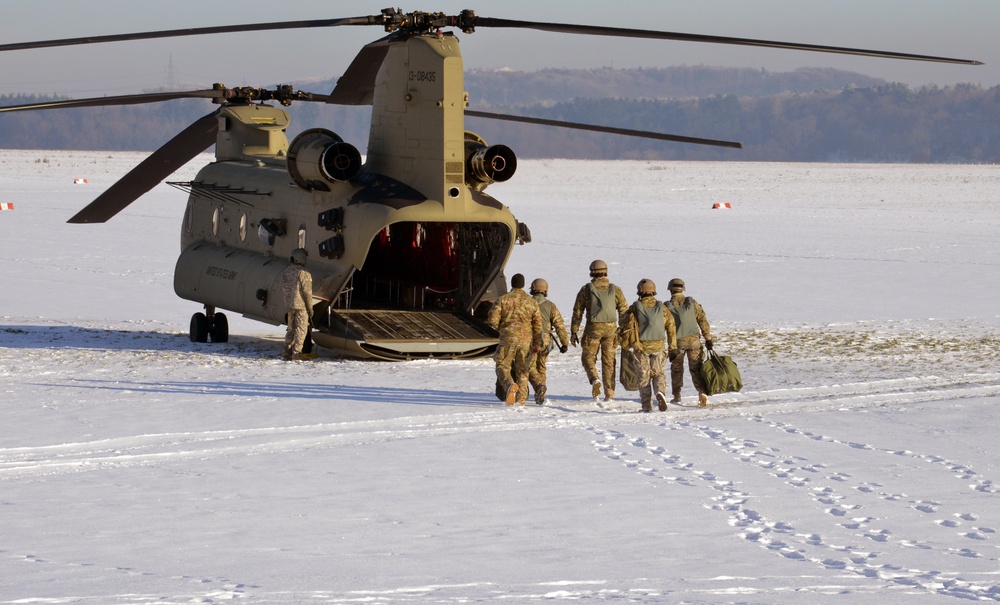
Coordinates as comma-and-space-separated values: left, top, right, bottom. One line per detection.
2, 150, 1000, 603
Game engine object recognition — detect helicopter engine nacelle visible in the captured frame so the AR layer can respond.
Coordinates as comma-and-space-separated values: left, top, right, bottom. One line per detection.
464, 133, 517, 191
286, 128, 363, 192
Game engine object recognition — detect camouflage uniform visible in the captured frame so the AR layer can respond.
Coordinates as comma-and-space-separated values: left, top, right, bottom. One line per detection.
571, 277, 628, 400
278, 264, 313, 360
667, 292, 712, 400
487, 288, 543, 405
620, 296, 678, 411
528, 293, 570, 405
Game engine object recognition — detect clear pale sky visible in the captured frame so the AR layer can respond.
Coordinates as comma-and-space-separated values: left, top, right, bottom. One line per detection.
1, 0, 994, 97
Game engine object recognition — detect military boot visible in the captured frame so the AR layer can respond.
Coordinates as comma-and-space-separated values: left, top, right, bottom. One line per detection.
591, 380, 602, 399
535, 385, 547, 405
698, 393, 708, 407
670, 393, 681, 404
505, 384, 519, 406
656, 392, 668, 412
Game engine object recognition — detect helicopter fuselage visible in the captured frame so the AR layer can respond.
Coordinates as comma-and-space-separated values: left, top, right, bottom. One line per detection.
172, 32, 523, 359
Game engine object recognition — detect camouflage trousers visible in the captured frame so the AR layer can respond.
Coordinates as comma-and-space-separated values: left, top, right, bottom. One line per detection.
528, 348, 552, 404
637, 349, 668, 409
671, 335, 706, 396
581, 322, 618, 397
283, 310, 310, 359
495, 343, 534, 404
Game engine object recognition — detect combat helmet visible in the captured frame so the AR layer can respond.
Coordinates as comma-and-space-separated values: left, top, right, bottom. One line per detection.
589, 259, 608, 276
668, 277, 685, 292
637, 278, 656, 296
530, 278, 549, 295
290, 248, 308, 266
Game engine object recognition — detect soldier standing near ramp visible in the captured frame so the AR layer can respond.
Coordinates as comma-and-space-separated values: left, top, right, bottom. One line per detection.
528, 278, 570, 405
666, 278, 713, 406
620, 279, 678, 412
278, 248, 313, 361
570, 260, 628, 402
487, 273, 543, 405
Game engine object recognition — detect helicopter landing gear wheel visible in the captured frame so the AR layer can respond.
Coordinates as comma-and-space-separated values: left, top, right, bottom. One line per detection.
189, 312, 210, 343
209, 312, 229, 343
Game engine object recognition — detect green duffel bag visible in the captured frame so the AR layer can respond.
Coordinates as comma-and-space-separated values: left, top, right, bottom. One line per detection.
619, 348, 641, 392
700, 349, 743, 395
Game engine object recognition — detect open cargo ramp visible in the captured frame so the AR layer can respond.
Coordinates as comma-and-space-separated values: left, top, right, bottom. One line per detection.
312, 309, 498, 360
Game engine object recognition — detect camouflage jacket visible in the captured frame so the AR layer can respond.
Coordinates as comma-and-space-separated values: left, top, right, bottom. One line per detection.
667, 293, 711, 341
571, 277, 628, 334
279, 265, 313, 311
619, 296, 678, 354
487, 287, 543, 347
532, 293, 570, 349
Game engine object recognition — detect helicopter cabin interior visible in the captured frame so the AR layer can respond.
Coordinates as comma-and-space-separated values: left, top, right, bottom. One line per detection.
342, 219, 511, 317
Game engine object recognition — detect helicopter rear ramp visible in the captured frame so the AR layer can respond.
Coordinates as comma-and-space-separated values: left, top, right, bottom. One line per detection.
313, 309, 498, 360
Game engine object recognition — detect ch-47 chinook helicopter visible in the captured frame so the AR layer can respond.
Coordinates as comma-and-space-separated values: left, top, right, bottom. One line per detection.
0, 9, 981, 360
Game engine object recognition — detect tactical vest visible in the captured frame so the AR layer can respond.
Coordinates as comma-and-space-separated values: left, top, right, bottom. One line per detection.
668, 298, 700, 339
588, 283, 619, 323
634, 300, 666, 341
534, 295, 554, 333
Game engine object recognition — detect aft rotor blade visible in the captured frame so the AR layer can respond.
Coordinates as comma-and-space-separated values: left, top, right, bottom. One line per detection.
327, 37, 394, 105
465, 110, 742, 149
68, 110, 220, 224
471, 17, 983, 65
0, 17, 377, 53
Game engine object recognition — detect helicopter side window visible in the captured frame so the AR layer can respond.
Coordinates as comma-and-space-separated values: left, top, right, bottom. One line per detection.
212, 207, 221, 237
298, 226, 306, 249
239, 212, 248, 242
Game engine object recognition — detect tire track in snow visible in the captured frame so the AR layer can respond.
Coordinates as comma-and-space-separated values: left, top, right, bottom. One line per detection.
4, 370, 999, 479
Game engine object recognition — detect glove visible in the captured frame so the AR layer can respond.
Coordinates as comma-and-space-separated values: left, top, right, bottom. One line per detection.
559, 344, 568, 354
570, 333, 579, 347
668, 349, 680, 362
705, 339, 713, 351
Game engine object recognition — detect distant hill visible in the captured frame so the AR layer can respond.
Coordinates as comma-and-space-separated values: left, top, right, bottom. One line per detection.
465, 65, 888, 106
2, 67, 997, 163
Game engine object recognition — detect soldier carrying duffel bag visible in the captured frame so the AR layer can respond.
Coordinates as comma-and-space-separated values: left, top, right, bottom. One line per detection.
699, 348, 743, 397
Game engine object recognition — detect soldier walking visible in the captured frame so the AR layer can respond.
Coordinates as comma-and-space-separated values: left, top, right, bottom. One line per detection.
620, 279, 678, 412
278, 248, 313, 361
487, 273, 543, 405
570, 260, 628, 402
528, 278, 570, 405
666, 278, 713, 406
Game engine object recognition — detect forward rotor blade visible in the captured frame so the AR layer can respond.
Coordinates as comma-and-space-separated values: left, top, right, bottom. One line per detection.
68, 111, 220, 224
0, 17, 376, 53
470, 17, 983, 66
465, 110, 742, 149
0, 87, 333, 114
0, 90, 224, 112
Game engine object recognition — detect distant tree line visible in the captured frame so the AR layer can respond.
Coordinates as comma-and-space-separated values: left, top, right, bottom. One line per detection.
469, 83, 1000, 163
1, 67, 998, 163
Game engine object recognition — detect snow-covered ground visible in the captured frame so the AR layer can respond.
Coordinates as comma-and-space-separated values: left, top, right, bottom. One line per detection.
2, 150, 999, 603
